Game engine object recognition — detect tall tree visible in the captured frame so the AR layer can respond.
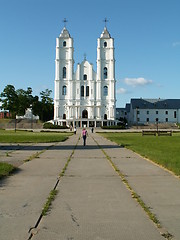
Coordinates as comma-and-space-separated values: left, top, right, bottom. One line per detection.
0, 85, 19, 118
40, 89, 54, 121
16, 87, 34, 115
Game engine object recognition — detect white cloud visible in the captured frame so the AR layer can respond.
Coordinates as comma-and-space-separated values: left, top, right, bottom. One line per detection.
124, 77, 153, 87
117, 88, 128, 94
172, 41, 180, 47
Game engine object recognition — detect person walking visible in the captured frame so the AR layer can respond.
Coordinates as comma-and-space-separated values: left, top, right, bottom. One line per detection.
82, 128, 88, 146
74, 127, 77, 135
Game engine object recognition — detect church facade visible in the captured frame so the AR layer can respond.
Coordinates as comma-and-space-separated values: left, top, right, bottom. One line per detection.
54, 26, 116, 127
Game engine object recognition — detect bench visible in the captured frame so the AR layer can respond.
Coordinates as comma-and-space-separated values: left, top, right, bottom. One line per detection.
142, 130, 157, 136
157, 130, 172, 136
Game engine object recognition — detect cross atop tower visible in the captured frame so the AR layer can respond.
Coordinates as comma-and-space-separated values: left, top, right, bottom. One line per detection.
63, 18, 68, 28
103, 17, 109, 28
84, 53, 87, 61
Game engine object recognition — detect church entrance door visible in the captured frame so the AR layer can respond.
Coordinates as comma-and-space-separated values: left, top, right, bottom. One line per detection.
82, 110, 88, 119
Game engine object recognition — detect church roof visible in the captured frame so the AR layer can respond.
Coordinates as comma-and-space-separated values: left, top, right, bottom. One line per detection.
59, 27, 71, 38
100, 27, 111, 38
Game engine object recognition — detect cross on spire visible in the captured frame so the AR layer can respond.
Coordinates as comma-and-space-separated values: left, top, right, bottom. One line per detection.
103, 17, 109, 28
84, 53, 87, 61
63, 18, 68, 27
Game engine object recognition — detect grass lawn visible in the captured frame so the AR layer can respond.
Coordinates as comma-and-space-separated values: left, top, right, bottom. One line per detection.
100, 132, 180, 176
0, 129, 73, 143
0, 162, 16, 179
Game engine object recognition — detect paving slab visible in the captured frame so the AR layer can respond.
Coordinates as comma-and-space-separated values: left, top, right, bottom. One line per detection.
0, 135, 79, 240
93, 132, 180, 239
1, 130, 179, 239
33, 132, 163, 240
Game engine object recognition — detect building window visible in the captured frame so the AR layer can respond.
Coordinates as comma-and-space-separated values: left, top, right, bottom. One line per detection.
62, 86, 67, 95
156, 111, 158, 114
147, 118, 149, 122
83, 74, 87, 80
63, 41, 66, 47
137, 110, 140, 115
147, 111, 149, 114
156, 118, 159, 122
63, 114, 66, 119
81, 86, 84, 97
104, 114, 107, 120
86, 86, 89, 97
104, 86, 108, 96
165, 111, 168, 115
104, 41, 107, 47
166, 118, 168, 122
63, 67, 66, 78
104, 67, 107, 79
174, 111, 177, 118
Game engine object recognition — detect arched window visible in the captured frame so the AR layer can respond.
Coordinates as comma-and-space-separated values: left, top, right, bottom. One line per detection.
81, 86, 84, 97
104, 41, 107, 47
86, 86, 89, 97
63, 114, 66, 119
62, 85, 67, 95
104, 86, 108, 96
63, 67, 66, 78
104, 67, 107, 79
83, 74, 87, 80
104, 114, 107, 120
63, 41, 66, 47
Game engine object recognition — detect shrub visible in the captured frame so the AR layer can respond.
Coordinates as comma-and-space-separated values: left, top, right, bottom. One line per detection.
43, 122, 69, 129
101, 125, 125, 130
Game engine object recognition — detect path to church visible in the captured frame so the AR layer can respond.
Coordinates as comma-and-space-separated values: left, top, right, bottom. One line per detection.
0, 131, 180, 240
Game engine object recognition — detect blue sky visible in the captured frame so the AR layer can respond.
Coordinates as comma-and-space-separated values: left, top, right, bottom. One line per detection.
0, 0, 179, 107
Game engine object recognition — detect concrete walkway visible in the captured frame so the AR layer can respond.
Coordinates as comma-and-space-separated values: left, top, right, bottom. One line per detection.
0, 131, 180, 240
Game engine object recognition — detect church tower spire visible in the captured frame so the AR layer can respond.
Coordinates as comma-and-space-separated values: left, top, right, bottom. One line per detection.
96, 19, 116, 121
54, 21, 74, 121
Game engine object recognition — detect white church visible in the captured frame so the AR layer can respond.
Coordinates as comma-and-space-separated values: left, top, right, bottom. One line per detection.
53, 24, 116, 128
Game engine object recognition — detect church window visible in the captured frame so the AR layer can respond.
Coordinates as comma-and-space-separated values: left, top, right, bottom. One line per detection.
104, 86, 108, 96
156, 111, 158, 114
86, 86, 89, 97
147, 111, 149, 114
63, 41, 66, 47
62, 85, 67, 95
104, 41, 107, 47
63, 114, 66, 119
166, 118, 168, 122
174, 111, 177, 118
104, 114, 107, 120
147, 118, 149, 122
81, 86, 84, 97
165, 111, 168, 115
104, 67, 107, 79
83, 74, 87, 80
63, 67, 66, 78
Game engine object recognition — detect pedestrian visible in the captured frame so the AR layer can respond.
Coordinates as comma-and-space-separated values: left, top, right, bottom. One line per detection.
91, 127, 94, 133
82, 128, 88, 146
74, 127, 77, 135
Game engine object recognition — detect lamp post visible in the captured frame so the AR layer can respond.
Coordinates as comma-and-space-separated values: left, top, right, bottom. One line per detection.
30, 104, 33, 130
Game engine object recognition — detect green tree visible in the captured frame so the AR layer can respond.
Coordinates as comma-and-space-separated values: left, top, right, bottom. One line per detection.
0, 85, 19, 118
16, 87, 34, 115
33, 89, 54, 122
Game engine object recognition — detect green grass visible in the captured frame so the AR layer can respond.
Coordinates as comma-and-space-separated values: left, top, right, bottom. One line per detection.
0, 129, 73, 143
0, 162, 16, 178
100, 132, 180, 176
